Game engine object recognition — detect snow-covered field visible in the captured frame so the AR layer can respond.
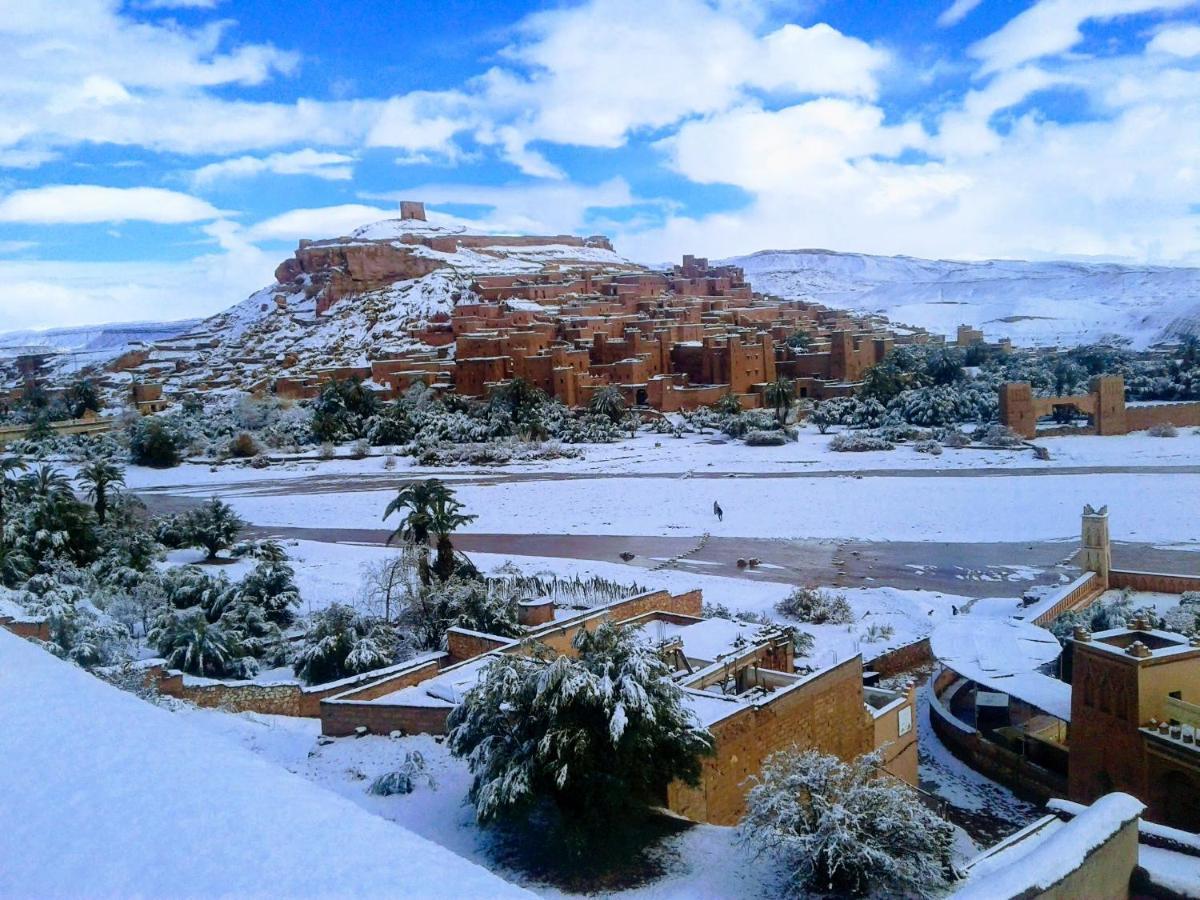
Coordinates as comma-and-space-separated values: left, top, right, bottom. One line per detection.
127, 428, 1200, 546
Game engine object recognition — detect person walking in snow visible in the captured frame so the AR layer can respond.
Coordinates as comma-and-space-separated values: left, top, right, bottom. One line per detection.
713, 500, 723, 522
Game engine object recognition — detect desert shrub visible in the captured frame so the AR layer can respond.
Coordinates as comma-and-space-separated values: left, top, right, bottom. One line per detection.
776, 587, 854, 625
862, 623, 895, 642
829, 432, 894, 452
744, 429, 788, 447
129, 417, 183, 468
740, 749, 955, 896
369, 750, 436, 795
228, 432, 260, 458
977, 424, 1026, 447
1147, 422, 1178, 437
942, 429, 971, 449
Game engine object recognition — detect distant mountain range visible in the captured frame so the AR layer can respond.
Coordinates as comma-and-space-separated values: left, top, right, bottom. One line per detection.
0, 321, 202, 359
723, 249, 1200, 348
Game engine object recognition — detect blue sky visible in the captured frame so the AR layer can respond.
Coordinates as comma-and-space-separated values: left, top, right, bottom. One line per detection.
1, 0, 1199, 330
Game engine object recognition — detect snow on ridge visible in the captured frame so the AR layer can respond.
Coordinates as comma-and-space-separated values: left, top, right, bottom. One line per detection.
0, 629, 531, 898
724, 249, 1200, 348
0, 319, 202, 358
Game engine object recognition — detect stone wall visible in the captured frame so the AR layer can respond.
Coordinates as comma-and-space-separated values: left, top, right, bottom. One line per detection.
320, 700, 451, 738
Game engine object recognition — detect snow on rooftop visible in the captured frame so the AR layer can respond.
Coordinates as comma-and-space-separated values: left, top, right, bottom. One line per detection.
639, 617, 761, 663
954, 793, 1145, 899
0, 630, 530, 899
932, 616, 1062, 679
932, 616, 1070, 720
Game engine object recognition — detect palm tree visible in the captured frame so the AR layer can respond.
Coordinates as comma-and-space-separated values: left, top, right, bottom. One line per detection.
428, 491, 478, 583
384, 479, 477, 583
0, 455, 28, 547
24, 465, 72, 501
77, 459, 125, 524
589, 385, 626, 424
764, 376, 794, 426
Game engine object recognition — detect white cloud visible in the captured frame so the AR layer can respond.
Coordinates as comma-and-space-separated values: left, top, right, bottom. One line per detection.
1148, 23, 1200, 55
495, 0, 889, 154
0, 185, 221, 224
969, 0, 1197, 73
0, 253, 263, 331
365, 91, 475, 159
243, 204, 397, 243
938, 0, 985, 27
190, 149, 356, 187
367, 177, 643, 235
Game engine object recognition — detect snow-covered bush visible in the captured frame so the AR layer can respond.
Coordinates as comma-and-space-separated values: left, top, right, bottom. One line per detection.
913, 439, 943, 455
150, 607, 256, 679
1148, 422, 1179, 437
942, 429, 971, 449
128, 416, 184, 468
976, 424, 1026, 447
808, 398, 854, 434
447, 622, 713, 833
829, 432, 894, 452
862, 623, 895, 643
292, 603, 400, 684
776, 587, 854, 625
368, 751, 436, 795
739, 748, 955, 896
744, 429, 788, 446
228, 432, 260, 459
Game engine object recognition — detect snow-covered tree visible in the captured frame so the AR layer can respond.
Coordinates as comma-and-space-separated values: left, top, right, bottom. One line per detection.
447, 622, 713, 835
178, 498, 246, 560
235, 560, 301, 627
292, 603, 398, 684
149, 607, 254, 678
739, 748, 955, 897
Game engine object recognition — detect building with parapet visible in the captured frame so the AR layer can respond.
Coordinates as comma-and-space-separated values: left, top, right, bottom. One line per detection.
315, 587, 918, 826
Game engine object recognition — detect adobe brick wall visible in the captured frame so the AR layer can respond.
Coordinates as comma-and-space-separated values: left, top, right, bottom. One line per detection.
320, 701, 451, 737
1125, 401, 1200, 432
866, 638, 931, 677
668, 657, 873, 825
447, 628, 513, 662
1109, 569, 1200, 594
1028, 572, 1106, 626
0, 616, 50, 641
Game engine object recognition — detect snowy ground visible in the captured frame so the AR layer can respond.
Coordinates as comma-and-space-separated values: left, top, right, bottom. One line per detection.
177, 702, 980, 899
125, 429, 1200, 547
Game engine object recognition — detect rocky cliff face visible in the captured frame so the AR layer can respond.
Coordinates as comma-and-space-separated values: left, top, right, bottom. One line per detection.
272, 225, 616, 316
274, 239, 449, 315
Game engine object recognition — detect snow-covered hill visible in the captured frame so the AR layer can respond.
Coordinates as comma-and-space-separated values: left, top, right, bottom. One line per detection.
0, 320, 201, 359
725, 250, 1200, 348
134, 218, 637, 394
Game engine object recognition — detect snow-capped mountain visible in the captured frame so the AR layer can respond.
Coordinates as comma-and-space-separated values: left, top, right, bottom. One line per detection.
0, 320, 201, 359
725, 249, 1200, 348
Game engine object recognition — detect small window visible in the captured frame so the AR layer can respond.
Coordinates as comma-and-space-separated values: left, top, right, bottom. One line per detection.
1170, 691, 1182, 700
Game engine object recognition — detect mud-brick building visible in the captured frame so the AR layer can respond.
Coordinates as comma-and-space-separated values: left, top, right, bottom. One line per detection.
1069, 622, 1200, 832
316, 589, 917, 826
